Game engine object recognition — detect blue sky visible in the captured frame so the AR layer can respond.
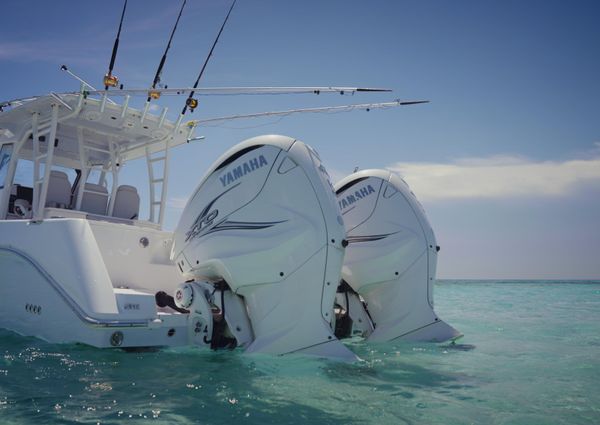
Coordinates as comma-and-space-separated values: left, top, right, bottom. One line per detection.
1, 1, 599, 279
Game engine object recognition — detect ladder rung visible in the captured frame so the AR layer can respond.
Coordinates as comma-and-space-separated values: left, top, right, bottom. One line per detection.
35, 154, 47, 161
151, 179, 164, 183
151, 201, 162, 205
149, 156, 166, 163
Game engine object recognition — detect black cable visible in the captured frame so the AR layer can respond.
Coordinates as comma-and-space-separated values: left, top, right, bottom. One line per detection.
211, 281, 237, 350
182, 0, 237, 115
220, 287, 226, 325
345, 290, 350, 316
148, 0, 187, 101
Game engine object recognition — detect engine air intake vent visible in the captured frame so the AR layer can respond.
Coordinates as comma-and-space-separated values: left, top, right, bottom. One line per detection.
335, 177, 368, 195
214, 145, 265, 171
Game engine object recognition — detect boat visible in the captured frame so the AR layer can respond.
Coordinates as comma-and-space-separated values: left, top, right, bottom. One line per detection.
0, 0, 458, 359
0, 89, 364, 359
0, 90, 459, 359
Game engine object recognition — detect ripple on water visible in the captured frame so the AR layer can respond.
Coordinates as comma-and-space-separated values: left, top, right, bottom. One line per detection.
0, 281, 599, 424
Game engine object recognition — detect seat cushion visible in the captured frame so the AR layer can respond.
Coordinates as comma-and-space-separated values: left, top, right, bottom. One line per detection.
74, 182, 109, 215
112, 185, 140, 219
46, 170, 71, 208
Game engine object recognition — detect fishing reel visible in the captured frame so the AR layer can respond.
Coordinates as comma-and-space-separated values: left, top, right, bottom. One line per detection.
103, 73, 119, 88
148, 90, 161, 100
148, 81, 166, 100
186, 97, 198, 111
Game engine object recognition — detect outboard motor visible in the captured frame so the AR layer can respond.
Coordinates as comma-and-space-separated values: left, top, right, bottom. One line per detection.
171, 135, 355, 360
334, 169, 460, 342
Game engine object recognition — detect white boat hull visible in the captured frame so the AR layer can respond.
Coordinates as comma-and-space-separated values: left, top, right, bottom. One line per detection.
0, 218, 188, 348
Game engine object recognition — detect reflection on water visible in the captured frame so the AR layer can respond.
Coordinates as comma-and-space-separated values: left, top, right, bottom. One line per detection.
439, 343, 476, 351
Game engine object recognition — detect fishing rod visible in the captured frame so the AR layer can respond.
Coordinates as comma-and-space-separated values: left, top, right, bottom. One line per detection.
147, 0, 187, 101
104, 0, 128, 90
182, 0, 238, 116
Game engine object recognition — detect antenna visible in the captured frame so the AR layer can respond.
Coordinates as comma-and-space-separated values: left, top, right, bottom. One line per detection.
104, 0, 128, 90
60, 65, 117, 105
148, 0, 187, 101
61, 65, 96, 91
182, 0, 238, 115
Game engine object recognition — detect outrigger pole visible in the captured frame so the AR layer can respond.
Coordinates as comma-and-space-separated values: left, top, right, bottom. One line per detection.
0, 86, 394, 115
48, 86, 391, 98
190, 100, 430, 126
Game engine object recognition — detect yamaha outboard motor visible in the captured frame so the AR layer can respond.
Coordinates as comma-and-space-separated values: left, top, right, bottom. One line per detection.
334, 169, 460, 342
171, 135, 355, 360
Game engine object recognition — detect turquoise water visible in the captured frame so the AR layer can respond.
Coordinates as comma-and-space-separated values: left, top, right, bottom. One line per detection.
1, 280, 599, 424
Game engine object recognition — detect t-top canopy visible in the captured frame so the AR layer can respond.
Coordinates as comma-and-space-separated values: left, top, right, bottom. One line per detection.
0, 93, 191, 169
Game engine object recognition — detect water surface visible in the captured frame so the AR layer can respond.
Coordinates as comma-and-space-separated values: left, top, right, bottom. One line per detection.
1, 280, 599, 424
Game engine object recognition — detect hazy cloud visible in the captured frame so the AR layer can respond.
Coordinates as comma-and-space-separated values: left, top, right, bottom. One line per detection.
389, 154, 600, 201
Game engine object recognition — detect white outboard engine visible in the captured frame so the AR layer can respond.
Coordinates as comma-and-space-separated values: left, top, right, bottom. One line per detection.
171, 135, 355, 360
333, 169, 461, 342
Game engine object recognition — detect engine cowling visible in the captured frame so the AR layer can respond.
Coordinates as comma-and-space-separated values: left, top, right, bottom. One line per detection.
334, 169, 461, 342
171, 135, 355, 360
